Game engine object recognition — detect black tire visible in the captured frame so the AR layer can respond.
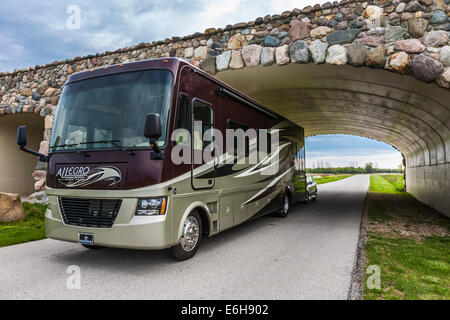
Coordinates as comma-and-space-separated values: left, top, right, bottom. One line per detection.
82, 244, 103, 250
277, 192, 290, 218
313, 193, 317, 201
170, 211, 202, 261
306, 191, 312, 202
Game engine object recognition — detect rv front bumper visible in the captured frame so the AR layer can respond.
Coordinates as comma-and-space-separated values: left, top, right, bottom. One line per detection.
45, 194, 174, 250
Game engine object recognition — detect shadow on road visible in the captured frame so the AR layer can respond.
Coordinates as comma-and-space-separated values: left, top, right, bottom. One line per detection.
50, 200, 315, 271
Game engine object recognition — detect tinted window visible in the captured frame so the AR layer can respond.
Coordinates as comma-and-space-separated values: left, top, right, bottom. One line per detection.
174, 94, 190, 145
193, 100, 213, 151
51, 70, 173, 151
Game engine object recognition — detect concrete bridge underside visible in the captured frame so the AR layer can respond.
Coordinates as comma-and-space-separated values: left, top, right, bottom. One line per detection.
216, 64, 450, 216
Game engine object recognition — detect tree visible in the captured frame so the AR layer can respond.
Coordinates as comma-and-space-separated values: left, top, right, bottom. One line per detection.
364, 162, 374, 173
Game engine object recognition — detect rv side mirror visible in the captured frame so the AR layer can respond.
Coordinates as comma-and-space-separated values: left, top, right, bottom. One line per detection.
16, 125, 49, 162
17, 126, 27, 146
144, 113, 162, 139
144, 113, 162, 154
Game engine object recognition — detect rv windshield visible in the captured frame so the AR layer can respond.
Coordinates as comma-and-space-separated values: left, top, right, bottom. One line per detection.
50, 69, 173, 152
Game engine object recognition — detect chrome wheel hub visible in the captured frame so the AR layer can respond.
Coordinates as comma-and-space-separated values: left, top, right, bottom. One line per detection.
283, 195, 289, 213
181, 216, 200, 252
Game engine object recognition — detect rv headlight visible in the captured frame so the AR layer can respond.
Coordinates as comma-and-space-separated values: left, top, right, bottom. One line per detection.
135, 198, 167, 216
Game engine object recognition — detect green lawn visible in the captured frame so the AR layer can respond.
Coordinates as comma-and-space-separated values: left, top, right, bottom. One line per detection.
364, 174, 450, 300
364, 235, 450, 300
0, 203, 47, 247
313, 174, 352, 185
370, 175, 405, 194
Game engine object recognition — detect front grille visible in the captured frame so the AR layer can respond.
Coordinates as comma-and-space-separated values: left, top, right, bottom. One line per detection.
59, 197, 122, 228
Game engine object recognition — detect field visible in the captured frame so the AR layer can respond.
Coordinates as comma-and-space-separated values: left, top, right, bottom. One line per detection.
364, 175, 450, 300
0, 203, 47, 247
310, 174, 352, 185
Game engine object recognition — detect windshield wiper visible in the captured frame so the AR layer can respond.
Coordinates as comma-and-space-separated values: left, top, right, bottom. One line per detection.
51, 143, 90, 157
80, 140, 135, 156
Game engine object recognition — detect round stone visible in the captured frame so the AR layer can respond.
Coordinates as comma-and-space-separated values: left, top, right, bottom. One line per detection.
366, 46, 386, 68
404, 0, 425, 12
261, 47, 275, 66
241, 44, 263, 67
363, 5, 383, 27
388, 51, 410, 74
194, 46, 208, 60
410, 54, 444, 82
430, 10, 447, 25
394, 39, 426, 53
310, 26, 333, 38
308, 40, 328, 64
346, 43, 367, 66
263, 35, 282, 47
356, 36, 383, 47
437, 67, 450, 88
216, 51, 231, 71
326, 44, 347, 65
326, 29, 361, 45
289, 20, 311, 41
440, 46, 450, 66
423, 31, 449, 47
184, 47, 194, 59
229, 50, 244, 69
395, 3, 406, 13
275, 45, 290, 65
227, 34, 248, 50
407, 18, 429, 38
289, 40, 309, 63
384, 26, 407, 43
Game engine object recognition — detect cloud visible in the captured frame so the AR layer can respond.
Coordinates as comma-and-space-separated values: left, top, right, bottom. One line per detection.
305, 135, 403, 169
0, 33, 27, 71
306, 151, 403, 169
0, 0, 328, 72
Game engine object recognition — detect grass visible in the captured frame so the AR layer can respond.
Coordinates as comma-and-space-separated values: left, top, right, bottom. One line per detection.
0, 202, 47, 247
364, 174, 450, 300
382, 175, 406, 192
312, 174, 352, 185
368, 203, 392, 223
370, 175, 406, 194
364, 235, 450, 300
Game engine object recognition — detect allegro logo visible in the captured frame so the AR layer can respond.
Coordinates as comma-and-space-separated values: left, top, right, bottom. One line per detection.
56, 167, 90, 179
57, 166, 122, 188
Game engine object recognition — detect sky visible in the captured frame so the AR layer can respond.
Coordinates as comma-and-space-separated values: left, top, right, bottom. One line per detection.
1, 0, 325, 72
306, 135, 403, 169
1, 0, 402, 168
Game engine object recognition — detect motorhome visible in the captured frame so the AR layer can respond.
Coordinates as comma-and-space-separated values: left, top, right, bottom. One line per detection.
17, 58, 307, 260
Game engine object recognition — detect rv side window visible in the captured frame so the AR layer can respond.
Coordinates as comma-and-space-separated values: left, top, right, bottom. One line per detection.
266, 132, 272, 155
227, 120, 250, 158
193, 100, 213, 151
174, 94, 190, 146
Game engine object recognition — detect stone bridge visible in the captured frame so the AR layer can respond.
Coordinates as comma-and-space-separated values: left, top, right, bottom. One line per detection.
0, 0, 449, 214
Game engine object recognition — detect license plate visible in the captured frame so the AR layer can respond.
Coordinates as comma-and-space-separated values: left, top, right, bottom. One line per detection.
78, 233, 94, 245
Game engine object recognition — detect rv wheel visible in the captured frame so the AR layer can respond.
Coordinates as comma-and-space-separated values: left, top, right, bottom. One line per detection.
277, 192, 290, 218
170, 211, 202, 261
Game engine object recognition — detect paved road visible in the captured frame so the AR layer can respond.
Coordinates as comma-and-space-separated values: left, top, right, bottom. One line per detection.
0, 175, 369, 300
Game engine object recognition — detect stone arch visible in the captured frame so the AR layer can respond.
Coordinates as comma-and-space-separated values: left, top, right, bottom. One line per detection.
215, 63, 450, 215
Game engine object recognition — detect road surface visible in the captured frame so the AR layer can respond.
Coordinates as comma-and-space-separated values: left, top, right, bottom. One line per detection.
0, 175, 369, 300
